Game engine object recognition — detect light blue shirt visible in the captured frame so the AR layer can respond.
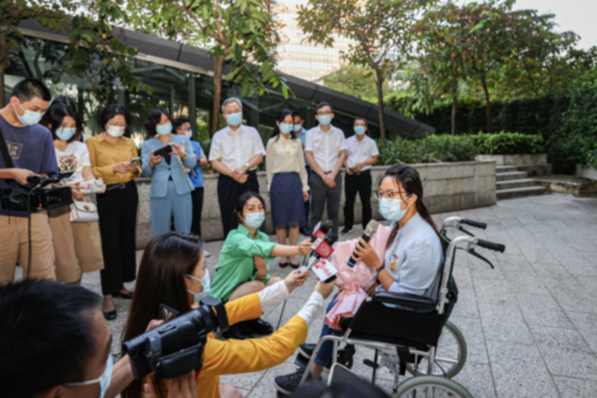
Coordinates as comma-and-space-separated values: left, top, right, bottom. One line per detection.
141, 135, 197, 198
296, 127, 307, 165
188, 140, 206, 189
377, 213, 444, 301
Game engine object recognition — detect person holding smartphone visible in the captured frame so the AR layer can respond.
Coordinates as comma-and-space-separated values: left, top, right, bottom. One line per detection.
141, 108, 196, 236
86, 104, 140, 320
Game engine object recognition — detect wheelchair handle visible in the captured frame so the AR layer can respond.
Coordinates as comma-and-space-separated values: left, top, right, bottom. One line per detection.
461, 218, 487, 230
476, 238, 505, 253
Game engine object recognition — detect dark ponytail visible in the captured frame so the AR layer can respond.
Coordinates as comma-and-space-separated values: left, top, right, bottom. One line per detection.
381, 164, 443, 250
270, 109, 297, 141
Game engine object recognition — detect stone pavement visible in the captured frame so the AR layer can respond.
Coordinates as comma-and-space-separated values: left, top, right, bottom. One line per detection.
22, 194, 597, 397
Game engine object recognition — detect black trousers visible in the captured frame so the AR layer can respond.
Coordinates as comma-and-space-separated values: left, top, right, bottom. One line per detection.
217, 173, 259, 238
96, 182, 138, 296
190, 187, 204, 238
344, 170, 372, 230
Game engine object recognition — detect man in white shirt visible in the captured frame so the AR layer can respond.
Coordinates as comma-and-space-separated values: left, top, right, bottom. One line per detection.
305, 102, 347, 236
342, 118, 379, 234
209, 97, 266, 237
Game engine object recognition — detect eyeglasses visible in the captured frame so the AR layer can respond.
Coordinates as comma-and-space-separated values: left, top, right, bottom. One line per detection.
317, 111, 332, 116
374, 190, 409, 200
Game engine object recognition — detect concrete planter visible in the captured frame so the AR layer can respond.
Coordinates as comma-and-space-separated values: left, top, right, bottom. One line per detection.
134, 160, 497, 248
475, 153, 547, 167
576, 164, 597, 181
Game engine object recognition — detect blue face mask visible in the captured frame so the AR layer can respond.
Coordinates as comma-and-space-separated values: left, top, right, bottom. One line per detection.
379, 197, 412, 222
64, 354, 113, 398
156, 123, 172, 136
318, 115, 332, 126
226, 112, 242, 127
354, 126, 366, 136
187, 270, 211, 305
56, 127, 77, 141
279, 123, 293, 134
245, 212, 265, 229
293, 124, 302, 132
15, 100, 45, 126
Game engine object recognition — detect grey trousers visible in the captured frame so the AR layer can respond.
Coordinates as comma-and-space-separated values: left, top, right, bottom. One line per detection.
310, 172, 342, 236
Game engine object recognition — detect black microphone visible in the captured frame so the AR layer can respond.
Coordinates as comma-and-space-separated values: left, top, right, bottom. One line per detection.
301, 230, 338, 273
311, 220, 334, 241
347, 220, 379, 267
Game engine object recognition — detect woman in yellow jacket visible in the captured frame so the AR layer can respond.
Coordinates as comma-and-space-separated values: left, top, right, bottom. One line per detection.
120, 232, 334, 398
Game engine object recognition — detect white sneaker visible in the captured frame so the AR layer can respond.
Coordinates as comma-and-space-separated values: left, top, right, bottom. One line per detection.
203, 250, 211, 258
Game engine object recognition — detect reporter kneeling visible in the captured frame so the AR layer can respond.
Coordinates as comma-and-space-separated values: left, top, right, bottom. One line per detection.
275, 164, 444, 395
121, 232, 334, 398
209, 191, 312, 339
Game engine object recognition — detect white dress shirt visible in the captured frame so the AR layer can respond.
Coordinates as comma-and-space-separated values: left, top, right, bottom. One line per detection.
305, 125, 347, 173
208, 124, 266, 170
265, 135, 309, 192
345, 135, 379, 171
376, 213, 444, 301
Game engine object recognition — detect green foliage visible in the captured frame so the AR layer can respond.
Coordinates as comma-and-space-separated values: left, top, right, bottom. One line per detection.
472, 132, 543, 155
323, 65, 389, 103
378, 134, 478, 165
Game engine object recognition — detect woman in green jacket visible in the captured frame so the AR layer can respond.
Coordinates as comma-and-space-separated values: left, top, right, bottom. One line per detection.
210, 191, 312, 339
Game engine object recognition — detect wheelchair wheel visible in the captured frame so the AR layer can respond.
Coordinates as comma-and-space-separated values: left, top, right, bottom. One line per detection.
394, 375, 473, 398
406, 321, 467, 378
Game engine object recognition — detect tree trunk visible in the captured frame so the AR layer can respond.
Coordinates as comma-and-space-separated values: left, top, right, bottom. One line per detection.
375, 70, 386, 145
451, 77, 458, 136
0, 67, 5, 108
211, 54, 225, 137
0, 32, 10, 109
480, 75, 492, 133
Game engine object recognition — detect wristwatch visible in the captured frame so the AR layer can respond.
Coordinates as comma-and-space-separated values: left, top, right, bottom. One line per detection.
245, 162, 251, 170
373, 265, 385, 275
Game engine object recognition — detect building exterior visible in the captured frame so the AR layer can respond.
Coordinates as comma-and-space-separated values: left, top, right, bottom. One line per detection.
4, 18, 433, 148
273, 0, 355, 83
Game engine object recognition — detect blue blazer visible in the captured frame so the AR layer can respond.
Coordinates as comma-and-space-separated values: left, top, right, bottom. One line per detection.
141, 135, 197, 198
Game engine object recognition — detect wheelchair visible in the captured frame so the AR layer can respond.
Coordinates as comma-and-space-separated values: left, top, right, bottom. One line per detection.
296, 217, 506, 397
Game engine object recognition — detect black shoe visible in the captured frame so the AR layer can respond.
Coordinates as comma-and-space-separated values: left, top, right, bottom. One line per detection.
114, 290, 134, 299
300, 227, 310, 236
298, 343, 316, 359
341, 227, 353, 234
274, 370, 312, 396
222, 324, 253, 340
279, 260, 289, 268
242, 318, 274, 335
289, 260, 300, 269
103, 310, 117, 320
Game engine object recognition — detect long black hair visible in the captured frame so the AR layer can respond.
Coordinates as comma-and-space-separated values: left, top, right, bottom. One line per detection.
40, 103, 83, 143
144, 108, 173, 136
270, 109, 297, 141
122, 232, 204, 398
380, 164, 443, 249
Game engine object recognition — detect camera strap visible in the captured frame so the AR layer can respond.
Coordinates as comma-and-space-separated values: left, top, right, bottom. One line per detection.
0, 125, 20, 189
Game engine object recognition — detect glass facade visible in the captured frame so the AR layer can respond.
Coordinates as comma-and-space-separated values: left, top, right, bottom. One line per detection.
4, 32, 385, 152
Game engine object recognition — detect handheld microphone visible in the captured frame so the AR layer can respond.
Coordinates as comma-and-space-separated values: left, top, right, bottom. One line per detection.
301, 231, 338, 273
312, 220, 334, 241
347, 220, 379, 267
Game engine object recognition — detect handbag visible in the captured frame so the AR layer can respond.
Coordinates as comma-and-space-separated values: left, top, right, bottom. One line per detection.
69, 197, 99, 223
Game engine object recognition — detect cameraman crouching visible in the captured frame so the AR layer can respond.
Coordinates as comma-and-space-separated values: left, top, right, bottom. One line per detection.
0, 279, 197, 398
0, 78, 59, 284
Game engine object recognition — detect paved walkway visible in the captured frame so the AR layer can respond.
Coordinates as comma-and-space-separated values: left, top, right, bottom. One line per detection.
55, 194, 597, 397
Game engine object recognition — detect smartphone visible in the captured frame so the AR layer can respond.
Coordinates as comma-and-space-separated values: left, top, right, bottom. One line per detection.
130, 157, 140, 163
153, 145, 173, 158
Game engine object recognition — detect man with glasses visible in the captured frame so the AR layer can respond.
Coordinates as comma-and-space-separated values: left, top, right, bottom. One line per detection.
342, 118, 379, 234
0, 78, 58, 284
305, 102, 347, 236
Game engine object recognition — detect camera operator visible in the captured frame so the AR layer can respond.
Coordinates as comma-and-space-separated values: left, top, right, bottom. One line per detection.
121, 232, 336, 398
0, 279, 198, 398
0, 78, 59, 284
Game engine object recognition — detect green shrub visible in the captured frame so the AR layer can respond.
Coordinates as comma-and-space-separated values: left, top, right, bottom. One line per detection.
473, 132, 544, 155
378, 134, 478, 164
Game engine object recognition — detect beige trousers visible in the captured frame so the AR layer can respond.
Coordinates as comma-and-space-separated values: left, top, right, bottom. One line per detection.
48, 208, 104, 283
0, 212, 56, 284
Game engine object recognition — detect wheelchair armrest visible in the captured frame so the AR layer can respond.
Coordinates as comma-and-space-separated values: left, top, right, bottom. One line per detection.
371, 292, 437, 310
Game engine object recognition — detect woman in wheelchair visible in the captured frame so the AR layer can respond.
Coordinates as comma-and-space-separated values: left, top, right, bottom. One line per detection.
274, 164, 444, 395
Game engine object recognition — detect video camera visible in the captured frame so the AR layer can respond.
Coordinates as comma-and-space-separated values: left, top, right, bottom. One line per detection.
1, 171, 73, 212
123, 296, 229, 381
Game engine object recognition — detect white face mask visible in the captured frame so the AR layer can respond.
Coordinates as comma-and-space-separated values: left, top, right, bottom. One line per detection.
106, 125, 125, 137
187, 270, 210, 305
184, 130, 193, 139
